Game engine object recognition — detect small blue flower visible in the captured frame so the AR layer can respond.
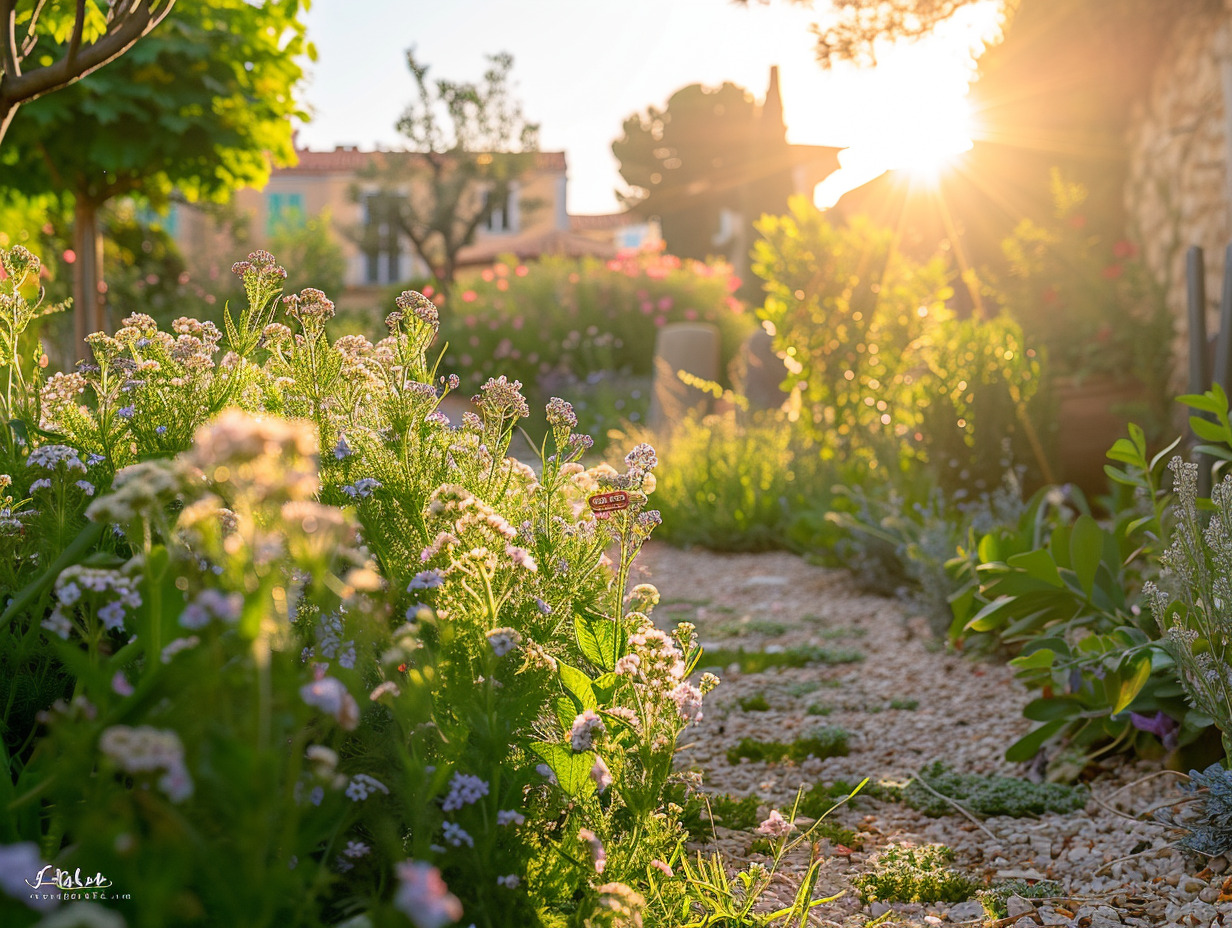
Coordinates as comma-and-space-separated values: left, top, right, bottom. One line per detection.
334, 435, 353, 460
408, 570, 443, 591
117, 405, 136, 420
156, 425, 167, 435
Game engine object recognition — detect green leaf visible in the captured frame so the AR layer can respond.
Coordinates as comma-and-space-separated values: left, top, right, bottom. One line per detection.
557, 661, 596, 713
1113, 656, 1152, 713
1190, 417, 1228, 443
530, 742, 596, 798
1069, 515, 1103, 598
1104, 437, 1142, 466
1022, 696, 1084, 722
574, 612, 620, 672
1005, 719, 1065, 763
965, 595, 1014, 632
977, 533, 1002, 564
1009, 648, 1055, 672
1006, 549, 1064, 587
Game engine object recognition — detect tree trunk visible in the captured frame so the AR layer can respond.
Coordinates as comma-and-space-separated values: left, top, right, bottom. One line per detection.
72, 195, 106, 353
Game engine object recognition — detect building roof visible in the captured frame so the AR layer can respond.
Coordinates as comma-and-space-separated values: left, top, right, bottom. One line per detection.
276, 147, 566, 175
457, 227, 617, 266
569, 212, 637, 232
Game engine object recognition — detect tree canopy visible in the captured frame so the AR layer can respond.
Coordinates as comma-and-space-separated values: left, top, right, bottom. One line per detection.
0, 0, 177, 145
613, 81, 791, 263
356, 49, 539, 295
1, 0, 310, 346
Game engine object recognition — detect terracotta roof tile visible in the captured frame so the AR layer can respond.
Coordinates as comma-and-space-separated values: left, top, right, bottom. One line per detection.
275, 147, 565, 175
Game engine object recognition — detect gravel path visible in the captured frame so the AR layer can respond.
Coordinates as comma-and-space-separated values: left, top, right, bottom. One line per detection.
635, 543, 1232, 927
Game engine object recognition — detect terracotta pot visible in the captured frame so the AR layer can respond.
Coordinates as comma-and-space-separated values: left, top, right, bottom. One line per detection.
1053, 374, 1150, 494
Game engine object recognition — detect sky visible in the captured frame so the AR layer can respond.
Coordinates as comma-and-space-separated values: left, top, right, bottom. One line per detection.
295, 0, 1002, 215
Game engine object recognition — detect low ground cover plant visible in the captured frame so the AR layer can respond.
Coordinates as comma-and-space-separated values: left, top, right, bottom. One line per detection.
978, 879, 1063, 919
903, 763, 1087, 818
851, 843, 978, 905
0, 245, 721, 928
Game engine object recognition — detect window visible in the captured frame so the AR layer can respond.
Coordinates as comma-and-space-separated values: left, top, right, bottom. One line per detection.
362, 193, 406, 285
484, 184, 519, 234
266, 192, 305, 235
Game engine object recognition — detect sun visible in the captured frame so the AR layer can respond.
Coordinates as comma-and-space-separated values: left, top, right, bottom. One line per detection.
801, 0, 1000, 207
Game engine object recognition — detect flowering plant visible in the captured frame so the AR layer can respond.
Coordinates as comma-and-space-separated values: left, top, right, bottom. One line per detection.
0, 245, 715, 928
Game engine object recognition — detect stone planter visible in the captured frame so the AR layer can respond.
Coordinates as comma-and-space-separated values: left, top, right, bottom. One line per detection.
1053, 375, 1151, 494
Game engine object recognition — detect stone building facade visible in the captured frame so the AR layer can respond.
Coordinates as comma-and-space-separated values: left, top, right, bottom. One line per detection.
1125, 1, 1232, 362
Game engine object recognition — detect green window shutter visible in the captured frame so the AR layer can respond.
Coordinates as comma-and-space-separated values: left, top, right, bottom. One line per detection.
266, 192, 285, 235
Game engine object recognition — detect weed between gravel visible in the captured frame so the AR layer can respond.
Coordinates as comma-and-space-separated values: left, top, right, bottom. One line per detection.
737, 693, 772, 712
701, 645, 864, 673
726, 725, 851, 764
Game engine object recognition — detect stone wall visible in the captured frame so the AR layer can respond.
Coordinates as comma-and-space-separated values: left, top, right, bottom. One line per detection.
1124, 2, 1232, 381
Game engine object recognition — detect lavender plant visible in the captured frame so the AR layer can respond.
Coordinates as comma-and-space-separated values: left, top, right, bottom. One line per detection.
1145, 457, 1232, 763
0, 244, 715, 928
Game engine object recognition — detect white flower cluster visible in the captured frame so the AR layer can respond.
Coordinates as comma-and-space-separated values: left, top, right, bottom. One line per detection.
570, 709, 606, 752
98, 725, 194, 803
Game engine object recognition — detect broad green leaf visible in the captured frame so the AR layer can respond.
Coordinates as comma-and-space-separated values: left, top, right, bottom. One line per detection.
1005, 719, 1065, 763
1190, 417, 1228, 443
1069, 515, 1103, 598
1009, 648, 1055, 672
557, 661, 596, 713
965, 595, 1014, 632
530, 742, 596, 798
1006, 549, 1064, 587
1022, 696, 1084, 722
977, 533, 1001, 564
1104, 437, 1141, 466
1113, 656, 1152, 713
574, 612, 620, 672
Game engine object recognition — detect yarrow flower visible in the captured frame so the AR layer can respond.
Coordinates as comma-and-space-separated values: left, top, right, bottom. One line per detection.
590, 755, 613, 793
393, 861, 463, 928
442, 772, 489, 812
756, 809, 795, 839
668, 682, 704, 725
98, 725, 194, 803
578, 828, 606, 874
570, 709, 606, 752
545, 396, 577, 431
474, 375, 530, 420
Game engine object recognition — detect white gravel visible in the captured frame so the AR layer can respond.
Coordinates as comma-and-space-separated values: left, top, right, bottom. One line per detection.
636, 543, 1232, 927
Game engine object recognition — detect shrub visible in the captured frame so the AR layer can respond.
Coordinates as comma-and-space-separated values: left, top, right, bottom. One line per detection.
0, 244, 717, 928
382, 249, 755, 444
619, 408, 839, 552
903, 763, 1088, 818
851, 843, 978, 905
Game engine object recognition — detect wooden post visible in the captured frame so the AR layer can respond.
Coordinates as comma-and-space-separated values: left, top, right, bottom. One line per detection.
1188, 246, 1212, 497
